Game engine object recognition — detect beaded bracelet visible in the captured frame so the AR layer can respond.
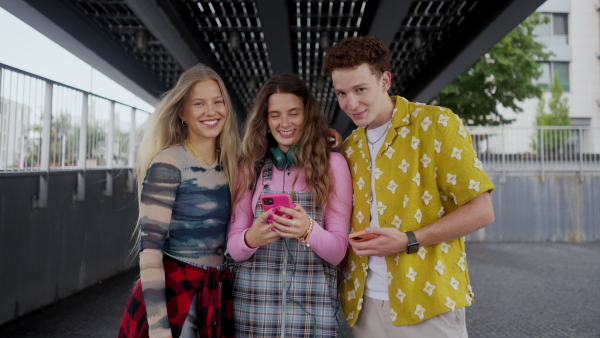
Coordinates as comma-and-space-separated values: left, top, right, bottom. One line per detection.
299, 215, 313, 247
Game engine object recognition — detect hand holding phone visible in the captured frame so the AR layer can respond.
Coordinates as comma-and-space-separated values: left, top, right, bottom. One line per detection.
349, 230, 380, 242
260, 193, 293, 217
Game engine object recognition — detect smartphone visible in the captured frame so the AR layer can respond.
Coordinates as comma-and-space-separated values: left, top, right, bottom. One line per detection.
260, 193, 293, 217
349, 230, 379, 242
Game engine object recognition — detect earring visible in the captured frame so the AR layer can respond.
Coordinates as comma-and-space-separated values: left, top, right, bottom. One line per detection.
267, 129, 271, 134
181, 120, 187, 127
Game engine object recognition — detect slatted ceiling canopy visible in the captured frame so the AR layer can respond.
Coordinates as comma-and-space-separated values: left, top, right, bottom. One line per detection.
74, 0, 183, 89
389, 0, 502, 100
389, 0, 478, 97
183, 0, 271, 111
292, 0, 374, 122
1, 0, 546, 134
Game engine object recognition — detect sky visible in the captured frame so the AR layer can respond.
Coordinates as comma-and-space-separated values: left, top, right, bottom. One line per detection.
0, 7, 155, 112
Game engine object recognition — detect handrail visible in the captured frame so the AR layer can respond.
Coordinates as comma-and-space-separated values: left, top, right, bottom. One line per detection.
0, 63, 151, 173
0, 64, 152, 207
0, 62, 144, 111
468, 125, 600, 180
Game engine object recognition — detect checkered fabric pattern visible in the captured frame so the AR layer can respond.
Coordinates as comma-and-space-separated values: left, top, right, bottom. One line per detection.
232, 160, 339, 337
119, 255, 233, 338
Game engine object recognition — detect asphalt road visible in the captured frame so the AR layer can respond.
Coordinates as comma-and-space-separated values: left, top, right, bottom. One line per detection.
1, 243, 599, 337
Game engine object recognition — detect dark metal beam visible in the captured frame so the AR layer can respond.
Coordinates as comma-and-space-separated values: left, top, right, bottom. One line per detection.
410, 0, 547, 103
0, 0, 167, 105
368, 0, 412, 45
256, 0, 293, 74
124, 0, 198, 69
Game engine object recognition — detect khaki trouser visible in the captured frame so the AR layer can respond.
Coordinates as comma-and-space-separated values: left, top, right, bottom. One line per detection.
351, 296, 468, 338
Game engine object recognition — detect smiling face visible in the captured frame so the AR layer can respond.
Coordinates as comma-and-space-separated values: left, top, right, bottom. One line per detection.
331, 63, 393, 129
267, 92, 305, 153
179, 79, 227, 143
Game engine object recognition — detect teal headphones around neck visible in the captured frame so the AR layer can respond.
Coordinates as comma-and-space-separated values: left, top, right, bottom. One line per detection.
269, 145, 298, 170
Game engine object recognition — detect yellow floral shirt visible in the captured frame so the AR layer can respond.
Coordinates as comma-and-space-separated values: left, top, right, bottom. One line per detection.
340, 96, 495, 326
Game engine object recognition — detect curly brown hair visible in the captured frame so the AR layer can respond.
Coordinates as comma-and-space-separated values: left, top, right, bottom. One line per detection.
234, 74, 333, 213
323, 35, 391, 78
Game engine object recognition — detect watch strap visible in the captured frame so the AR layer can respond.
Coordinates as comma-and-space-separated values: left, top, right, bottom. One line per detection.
405, 231, 419, 254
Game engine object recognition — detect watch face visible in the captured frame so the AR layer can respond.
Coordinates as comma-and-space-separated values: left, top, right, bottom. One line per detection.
407, 244, 419, 254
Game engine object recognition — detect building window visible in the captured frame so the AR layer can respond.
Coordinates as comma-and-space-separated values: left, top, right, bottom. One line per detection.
538, 61, 569, 92
535, 13, 569, 46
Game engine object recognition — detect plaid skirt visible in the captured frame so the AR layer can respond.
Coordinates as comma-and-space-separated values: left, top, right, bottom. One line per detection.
119, 255, 233, 338
232, 161, 339, 338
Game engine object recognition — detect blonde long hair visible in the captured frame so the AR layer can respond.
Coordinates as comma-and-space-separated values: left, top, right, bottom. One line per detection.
235, 74, 332, 211
136, 64, 240, 199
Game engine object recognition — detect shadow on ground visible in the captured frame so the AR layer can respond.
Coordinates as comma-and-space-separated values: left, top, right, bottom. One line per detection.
1, 243, 599, 337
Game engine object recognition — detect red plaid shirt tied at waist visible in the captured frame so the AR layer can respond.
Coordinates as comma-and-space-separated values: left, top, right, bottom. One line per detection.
119, 255, 233, 338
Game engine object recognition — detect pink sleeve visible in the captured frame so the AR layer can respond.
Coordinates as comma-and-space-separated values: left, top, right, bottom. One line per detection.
306, 153, 352, 265
227, 176, 261, 262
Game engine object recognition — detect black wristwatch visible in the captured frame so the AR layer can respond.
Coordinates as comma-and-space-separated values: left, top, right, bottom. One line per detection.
405, 231, 420, 254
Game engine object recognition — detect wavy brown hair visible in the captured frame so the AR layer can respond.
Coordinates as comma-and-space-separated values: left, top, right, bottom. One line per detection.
235, 74, 333, 212
323, 35, 391, 78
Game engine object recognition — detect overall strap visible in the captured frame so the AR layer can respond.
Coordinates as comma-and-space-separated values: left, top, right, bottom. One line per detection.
261, 158, 273, 189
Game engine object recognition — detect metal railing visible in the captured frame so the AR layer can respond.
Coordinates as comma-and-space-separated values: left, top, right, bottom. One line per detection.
0, 63, 150, 173
468, 125, 600, 180
0, 63, 151, 208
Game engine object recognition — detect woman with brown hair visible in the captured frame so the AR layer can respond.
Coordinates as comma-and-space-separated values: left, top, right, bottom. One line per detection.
227, 74, 352, 337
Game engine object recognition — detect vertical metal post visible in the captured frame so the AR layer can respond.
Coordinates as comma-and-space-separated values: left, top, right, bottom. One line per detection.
126, 107, 136, 193
540, 126, 545, 182
35, 81, 52, 208
107, 101, 115, 169
501, 125, 506, 183
76, 93, 88, 201
579, 127, 584, 182
129, 107, 136, 167
0, 67, 4, 169
105, 100, 115, 196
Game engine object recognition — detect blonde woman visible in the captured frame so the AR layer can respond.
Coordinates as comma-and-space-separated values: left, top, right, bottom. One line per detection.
227, 74, 352, 337
119, 64, 239, 338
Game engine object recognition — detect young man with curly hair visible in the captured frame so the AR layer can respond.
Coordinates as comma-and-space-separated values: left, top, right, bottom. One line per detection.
323, 35, 495, 337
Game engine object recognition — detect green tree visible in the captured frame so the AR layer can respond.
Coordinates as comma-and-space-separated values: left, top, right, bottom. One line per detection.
50, 112, 78, 167
83, 122, 107, 166
532, 71, 570, 153
429, 13, 552, 126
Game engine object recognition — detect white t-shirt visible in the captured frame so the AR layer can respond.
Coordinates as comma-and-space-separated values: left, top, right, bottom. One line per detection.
364, 120, 392, 300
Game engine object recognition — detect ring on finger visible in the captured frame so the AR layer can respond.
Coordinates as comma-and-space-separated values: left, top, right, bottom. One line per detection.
291, 219, 295, 228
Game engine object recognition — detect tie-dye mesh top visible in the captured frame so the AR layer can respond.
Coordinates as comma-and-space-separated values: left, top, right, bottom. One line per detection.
139, 144, 231, 265
138, 144, 231, 337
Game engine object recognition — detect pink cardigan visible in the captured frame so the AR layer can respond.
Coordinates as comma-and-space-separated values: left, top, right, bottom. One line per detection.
227, 152, 352, 265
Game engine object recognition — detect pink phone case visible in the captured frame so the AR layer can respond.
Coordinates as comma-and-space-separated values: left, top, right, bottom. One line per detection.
260, 193, 293, 217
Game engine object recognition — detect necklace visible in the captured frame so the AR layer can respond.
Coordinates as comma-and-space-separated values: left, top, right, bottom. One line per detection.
365, 121, 391, 151
184, 139, 213, 166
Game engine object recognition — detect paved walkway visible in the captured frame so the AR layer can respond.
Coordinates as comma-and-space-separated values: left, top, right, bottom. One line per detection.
1, 243, 599, 337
